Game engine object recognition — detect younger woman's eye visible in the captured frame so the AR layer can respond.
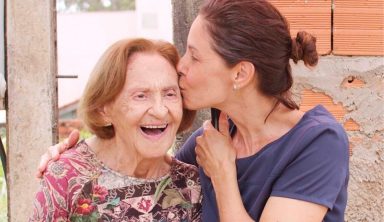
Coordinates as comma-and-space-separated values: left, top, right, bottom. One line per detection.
191, 55, 198, 61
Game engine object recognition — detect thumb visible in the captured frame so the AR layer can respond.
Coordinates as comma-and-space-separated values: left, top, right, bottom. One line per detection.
218, 112, 230, 137
202, 120, 215, 131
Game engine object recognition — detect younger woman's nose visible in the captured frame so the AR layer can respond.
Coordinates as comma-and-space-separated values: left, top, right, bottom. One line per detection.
177, 54, 187, 74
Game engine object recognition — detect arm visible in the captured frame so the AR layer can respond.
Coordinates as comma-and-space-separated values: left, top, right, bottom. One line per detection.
197, 115, 348, 221
210, 166, 254, 222
260, 197, 327, 222
195, 114, 254, 222
175, 127, 203, 166
36, 129, 80, 178
213, 178, 327, 222
261, 124, 349, 221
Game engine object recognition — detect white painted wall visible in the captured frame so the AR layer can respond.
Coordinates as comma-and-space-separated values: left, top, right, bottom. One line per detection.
57, 4, 173, 108
135, 0, 173, 42
57, 11, 137, 107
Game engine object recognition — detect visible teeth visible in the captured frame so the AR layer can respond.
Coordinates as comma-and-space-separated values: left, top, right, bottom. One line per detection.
142, 124, 167, 129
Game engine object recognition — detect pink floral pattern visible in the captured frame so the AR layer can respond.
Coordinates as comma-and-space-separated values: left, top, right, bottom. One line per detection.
74, 198, 95, 215
30, 141, 202, 222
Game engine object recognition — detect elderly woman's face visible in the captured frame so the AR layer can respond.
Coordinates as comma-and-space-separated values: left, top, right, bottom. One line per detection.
103, 52, 183, 158
178, 15, 235, 110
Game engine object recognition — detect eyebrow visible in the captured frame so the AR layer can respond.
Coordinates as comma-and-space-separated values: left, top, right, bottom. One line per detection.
129, 85, 180, 92
162, 85, 180, 91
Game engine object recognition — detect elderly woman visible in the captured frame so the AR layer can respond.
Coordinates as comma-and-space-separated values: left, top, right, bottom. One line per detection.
30, 38, 201, 221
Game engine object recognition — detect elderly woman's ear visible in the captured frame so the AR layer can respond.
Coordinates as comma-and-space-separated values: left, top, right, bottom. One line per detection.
99, 106, 113, 126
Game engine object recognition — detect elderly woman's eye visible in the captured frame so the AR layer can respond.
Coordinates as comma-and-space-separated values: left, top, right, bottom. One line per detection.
134, 93, 146, 99
165, 90, 177, 98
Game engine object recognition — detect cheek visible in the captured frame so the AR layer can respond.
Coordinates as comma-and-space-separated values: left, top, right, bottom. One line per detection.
118, 103, 148, 122
185, 70, 207, 90
171, 102, 183, 123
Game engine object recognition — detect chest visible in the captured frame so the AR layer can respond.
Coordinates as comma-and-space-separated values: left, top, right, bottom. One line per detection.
69, 178, 201, 221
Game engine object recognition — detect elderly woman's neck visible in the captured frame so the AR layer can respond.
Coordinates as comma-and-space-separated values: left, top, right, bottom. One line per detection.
86, 136, 172, 179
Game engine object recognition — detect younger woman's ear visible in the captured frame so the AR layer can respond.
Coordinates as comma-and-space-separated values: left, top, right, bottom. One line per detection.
233, 61, 255, 89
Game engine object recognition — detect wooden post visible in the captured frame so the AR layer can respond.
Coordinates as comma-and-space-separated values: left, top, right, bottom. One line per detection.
6, 0, 58, 221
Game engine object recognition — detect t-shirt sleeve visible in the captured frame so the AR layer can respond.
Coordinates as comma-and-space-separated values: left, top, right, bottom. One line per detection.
30, 161, 70, 221
175, 127, 204, 167
271, 124, 349, 210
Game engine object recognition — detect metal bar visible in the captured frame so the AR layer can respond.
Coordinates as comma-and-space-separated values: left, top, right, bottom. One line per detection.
0, 137, 5, 179
56, 75, 78, 78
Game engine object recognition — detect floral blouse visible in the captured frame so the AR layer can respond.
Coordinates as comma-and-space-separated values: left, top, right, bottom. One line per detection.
30, 141, 202, 222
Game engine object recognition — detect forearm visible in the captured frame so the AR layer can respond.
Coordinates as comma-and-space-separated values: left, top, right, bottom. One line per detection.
211, 170, 254, 222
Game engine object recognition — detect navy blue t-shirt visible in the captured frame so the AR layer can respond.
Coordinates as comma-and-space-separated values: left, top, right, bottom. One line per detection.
175, 105, 349, 222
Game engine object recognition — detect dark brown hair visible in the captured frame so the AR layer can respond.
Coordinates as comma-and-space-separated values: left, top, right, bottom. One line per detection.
79, 38, 195, 139
200, 0, 318, 113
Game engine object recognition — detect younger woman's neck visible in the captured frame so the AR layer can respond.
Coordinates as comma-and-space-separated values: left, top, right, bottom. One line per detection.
219, 88, 303, 158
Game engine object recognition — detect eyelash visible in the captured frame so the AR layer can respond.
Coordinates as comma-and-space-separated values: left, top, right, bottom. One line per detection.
165, 91, 177, 97
133, 91, 178, 100
135, 93, 147, 100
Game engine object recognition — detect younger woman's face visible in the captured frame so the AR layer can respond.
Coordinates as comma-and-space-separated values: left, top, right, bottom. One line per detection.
178, 15, 235, 110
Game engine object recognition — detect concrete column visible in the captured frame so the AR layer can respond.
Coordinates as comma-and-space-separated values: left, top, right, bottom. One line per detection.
171, 0, 201, 55
171, 0, 209, 149
0, 0, 5, 109
6, 0, 58, 221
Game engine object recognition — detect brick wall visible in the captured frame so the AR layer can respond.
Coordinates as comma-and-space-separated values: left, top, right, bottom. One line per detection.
267, 1, 383, 220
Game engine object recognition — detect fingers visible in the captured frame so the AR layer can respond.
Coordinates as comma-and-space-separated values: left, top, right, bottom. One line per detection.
195, 136, 205, 166
36, 152, 51, 178
65, 129, 80, 151
204, 112, 230, 138
35, 130, 80, 179
218, 112, 230, 137
195, 151, 201, 166
50, 144, 61, 161
195, 143, 211, 177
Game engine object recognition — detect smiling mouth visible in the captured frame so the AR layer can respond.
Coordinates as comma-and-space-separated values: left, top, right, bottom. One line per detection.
140, 124, 168, 136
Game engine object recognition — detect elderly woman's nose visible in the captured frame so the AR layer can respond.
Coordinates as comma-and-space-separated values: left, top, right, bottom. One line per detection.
148, 99, 168, 118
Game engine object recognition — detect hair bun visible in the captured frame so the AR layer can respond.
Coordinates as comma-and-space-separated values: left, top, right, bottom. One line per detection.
291, 31, 318, 67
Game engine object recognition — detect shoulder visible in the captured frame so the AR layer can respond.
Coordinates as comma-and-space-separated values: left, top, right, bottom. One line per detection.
274, 105, 349, 167
42, 141, 101, 211
292, 105, 348, 146
182, 127, 204, 149
45, 140, 100, 186
175, 127, 204, 166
